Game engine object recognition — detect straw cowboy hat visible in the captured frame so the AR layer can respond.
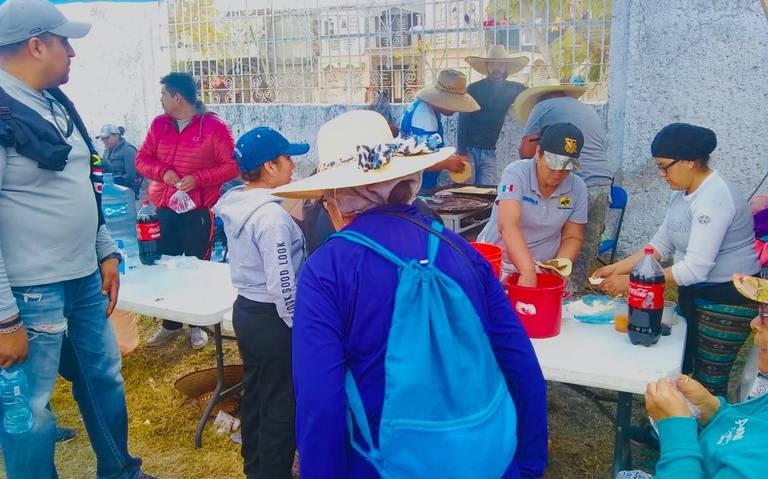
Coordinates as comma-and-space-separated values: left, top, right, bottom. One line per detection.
465, 45, 529, 76
513, 78, 587, 124
272, 110, 455, 200
415, 69, 480, 113
175, 365, 243, 414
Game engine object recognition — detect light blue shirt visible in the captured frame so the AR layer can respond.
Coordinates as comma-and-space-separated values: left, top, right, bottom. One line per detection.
478, 158, 588, 262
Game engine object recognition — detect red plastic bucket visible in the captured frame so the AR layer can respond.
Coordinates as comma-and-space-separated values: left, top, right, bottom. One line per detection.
505, 273, 565, 338
470, 242, 502, 279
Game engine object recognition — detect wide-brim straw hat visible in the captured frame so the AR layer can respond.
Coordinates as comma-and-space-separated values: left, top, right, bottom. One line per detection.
415, 69, 480, 113
272, 110, 455, 200
175, 365, 243, 414
465, 45, 529, 76
733, 274, 768, 304
514, 78, 587, 124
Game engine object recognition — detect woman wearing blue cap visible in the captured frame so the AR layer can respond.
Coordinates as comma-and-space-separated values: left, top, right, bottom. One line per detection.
595, 123, 760, 393
213, 127, 308, 479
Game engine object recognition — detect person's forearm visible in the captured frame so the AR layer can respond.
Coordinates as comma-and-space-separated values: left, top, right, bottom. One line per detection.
501, 227, 535, 275
612, 249, 647, 275
556, 236, 582, 261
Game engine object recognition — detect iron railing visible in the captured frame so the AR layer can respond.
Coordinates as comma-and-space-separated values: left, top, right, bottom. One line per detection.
162, 0, 611, 104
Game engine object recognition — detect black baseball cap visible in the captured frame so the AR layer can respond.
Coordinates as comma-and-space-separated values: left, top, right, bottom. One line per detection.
539, 122, 584, 170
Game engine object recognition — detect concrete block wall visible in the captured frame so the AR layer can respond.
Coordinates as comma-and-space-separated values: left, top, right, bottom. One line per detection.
607, 0, 768, 252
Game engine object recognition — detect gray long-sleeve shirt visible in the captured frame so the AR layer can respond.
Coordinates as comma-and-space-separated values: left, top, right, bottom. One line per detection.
649, 170, 759, 286
0, 68, 116, 327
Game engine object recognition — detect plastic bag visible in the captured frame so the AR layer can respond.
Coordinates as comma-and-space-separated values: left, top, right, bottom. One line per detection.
169, 188, 196, 214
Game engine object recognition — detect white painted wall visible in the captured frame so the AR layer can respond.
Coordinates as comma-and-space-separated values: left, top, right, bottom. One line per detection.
57, 1, 168, 149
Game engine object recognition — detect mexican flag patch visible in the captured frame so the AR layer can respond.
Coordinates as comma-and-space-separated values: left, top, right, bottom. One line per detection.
500, 184, 514, 193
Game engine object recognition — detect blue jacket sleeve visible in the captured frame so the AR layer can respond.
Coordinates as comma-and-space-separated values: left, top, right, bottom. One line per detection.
482, 259, 548, 478
293, 263, 349, 478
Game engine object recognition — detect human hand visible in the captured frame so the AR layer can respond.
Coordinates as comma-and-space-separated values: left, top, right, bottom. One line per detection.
444, 155, 469, 173
600, 274, 629, 297
592, 264, 617, 279
176, 175, 197, 193
0, 323, 28, 368
163, 170, 180, 186
645, 378, 692, 421
100, 259, 120, 317
675, 375, 720, 426
517, 272, 537, 288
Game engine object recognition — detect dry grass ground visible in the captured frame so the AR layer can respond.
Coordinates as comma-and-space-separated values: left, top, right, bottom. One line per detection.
1, 316, 661, 479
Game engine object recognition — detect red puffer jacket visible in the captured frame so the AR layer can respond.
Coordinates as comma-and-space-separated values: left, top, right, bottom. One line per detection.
136, 113, 238, 209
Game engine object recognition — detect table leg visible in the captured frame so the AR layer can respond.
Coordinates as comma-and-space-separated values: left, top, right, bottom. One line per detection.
611, 392, 633, 478
194, 323, 226, 448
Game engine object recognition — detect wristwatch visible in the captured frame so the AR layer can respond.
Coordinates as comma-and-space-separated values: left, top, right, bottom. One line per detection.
100, 252, 123, 264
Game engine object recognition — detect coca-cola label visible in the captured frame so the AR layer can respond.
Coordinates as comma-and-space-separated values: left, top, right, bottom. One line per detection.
628, 281, 664, 310
136, 221, 160, 241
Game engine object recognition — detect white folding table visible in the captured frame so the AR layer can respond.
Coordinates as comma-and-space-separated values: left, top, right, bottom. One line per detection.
116, 259, 239, 448
530, 314, 687, 478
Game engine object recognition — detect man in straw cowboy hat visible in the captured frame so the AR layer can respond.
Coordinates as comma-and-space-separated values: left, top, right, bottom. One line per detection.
458, 45, 529, 185
273, 110, 547, 478
399, 68, 479, 190
515, 78, 614, 292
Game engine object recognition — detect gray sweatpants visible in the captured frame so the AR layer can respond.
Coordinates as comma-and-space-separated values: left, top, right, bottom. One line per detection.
572, 185, 611, 292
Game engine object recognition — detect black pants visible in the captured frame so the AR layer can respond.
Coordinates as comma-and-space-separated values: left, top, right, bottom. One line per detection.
677, 281, 752, 374
233, 296, 296, 479
158, 207, 214, 330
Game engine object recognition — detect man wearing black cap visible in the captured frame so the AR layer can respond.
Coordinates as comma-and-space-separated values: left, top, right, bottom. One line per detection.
0, 1, 152, 478
479, 122, 588, 287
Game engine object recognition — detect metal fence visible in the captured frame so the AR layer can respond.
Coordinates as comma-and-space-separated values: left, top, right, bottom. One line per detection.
162, 0, 611, 105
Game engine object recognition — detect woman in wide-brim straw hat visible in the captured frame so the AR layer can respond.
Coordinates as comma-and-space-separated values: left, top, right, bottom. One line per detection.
513, 78, 587, 124
399, 68, 480, 190
274, 110, 547, 478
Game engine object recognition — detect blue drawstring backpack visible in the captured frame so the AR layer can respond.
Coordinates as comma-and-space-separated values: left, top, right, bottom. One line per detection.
332, 221, 517, 478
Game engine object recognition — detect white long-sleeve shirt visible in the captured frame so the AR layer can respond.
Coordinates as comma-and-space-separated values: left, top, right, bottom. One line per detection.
649, 170, 759, 286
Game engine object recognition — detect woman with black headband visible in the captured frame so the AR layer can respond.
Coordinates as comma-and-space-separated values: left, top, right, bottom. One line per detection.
595, 123, 760, 394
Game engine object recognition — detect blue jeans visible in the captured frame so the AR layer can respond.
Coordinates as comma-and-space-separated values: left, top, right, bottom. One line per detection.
467, 147, 498, 185
0, 270, 141, 479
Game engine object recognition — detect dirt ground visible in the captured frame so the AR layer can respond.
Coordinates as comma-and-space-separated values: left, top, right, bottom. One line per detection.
1, 316, 661, 479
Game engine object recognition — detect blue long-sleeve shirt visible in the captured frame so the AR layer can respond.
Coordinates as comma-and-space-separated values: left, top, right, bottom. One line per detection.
655, 393, 768, 478
293, 204, 548, 479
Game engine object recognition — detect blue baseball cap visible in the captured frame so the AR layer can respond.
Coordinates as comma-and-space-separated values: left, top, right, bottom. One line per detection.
233, 127, 309, 172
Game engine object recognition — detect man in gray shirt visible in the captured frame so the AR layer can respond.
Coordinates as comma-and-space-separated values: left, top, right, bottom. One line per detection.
0, 1, 152, 478
515, 79, 614, 291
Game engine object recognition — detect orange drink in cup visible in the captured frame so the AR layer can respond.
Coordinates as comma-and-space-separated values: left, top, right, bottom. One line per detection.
614, 312, 629, 333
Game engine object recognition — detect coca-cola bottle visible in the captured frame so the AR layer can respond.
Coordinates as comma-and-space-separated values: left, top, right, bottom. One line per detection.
136, 200, 161, 265
628, 246, 665, 346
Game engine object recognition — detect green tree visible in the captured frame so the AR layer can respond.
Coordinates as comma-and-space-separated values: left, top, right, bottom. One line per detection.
486, 0, 611, 82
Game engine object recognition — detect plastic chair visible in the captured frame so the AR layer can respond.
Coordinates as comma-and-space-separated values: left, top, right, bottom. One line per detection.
598, 185, 628, 264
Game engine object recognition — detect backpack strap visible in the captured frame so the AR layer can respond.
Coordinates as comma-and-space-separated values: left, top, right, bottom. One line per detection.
375, 211, 484, 283
330, 230, 409, 269
344, 370, 381, 463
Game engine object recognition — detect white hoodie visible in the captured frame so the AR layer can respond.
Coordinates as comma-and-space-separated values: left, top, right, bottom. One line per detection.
213, 186, 306, 326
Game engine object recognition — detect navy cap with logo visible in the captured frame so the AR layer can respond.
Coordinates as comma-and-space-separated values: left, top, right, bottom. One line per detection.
538, 122, 584, 171
233, 127, 310, 173
0, 0, 91, 47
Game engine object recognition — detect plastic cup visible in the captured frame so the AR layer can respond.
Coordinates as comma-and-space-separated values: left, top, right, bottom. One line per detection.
614, 313, 628, 333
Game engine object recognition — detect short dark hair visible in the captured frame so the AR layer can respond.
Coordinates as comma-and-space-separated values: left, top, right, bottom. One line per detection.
0, 34, 54, 59
240, 167, 263, 182
160, 72, 198, 105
